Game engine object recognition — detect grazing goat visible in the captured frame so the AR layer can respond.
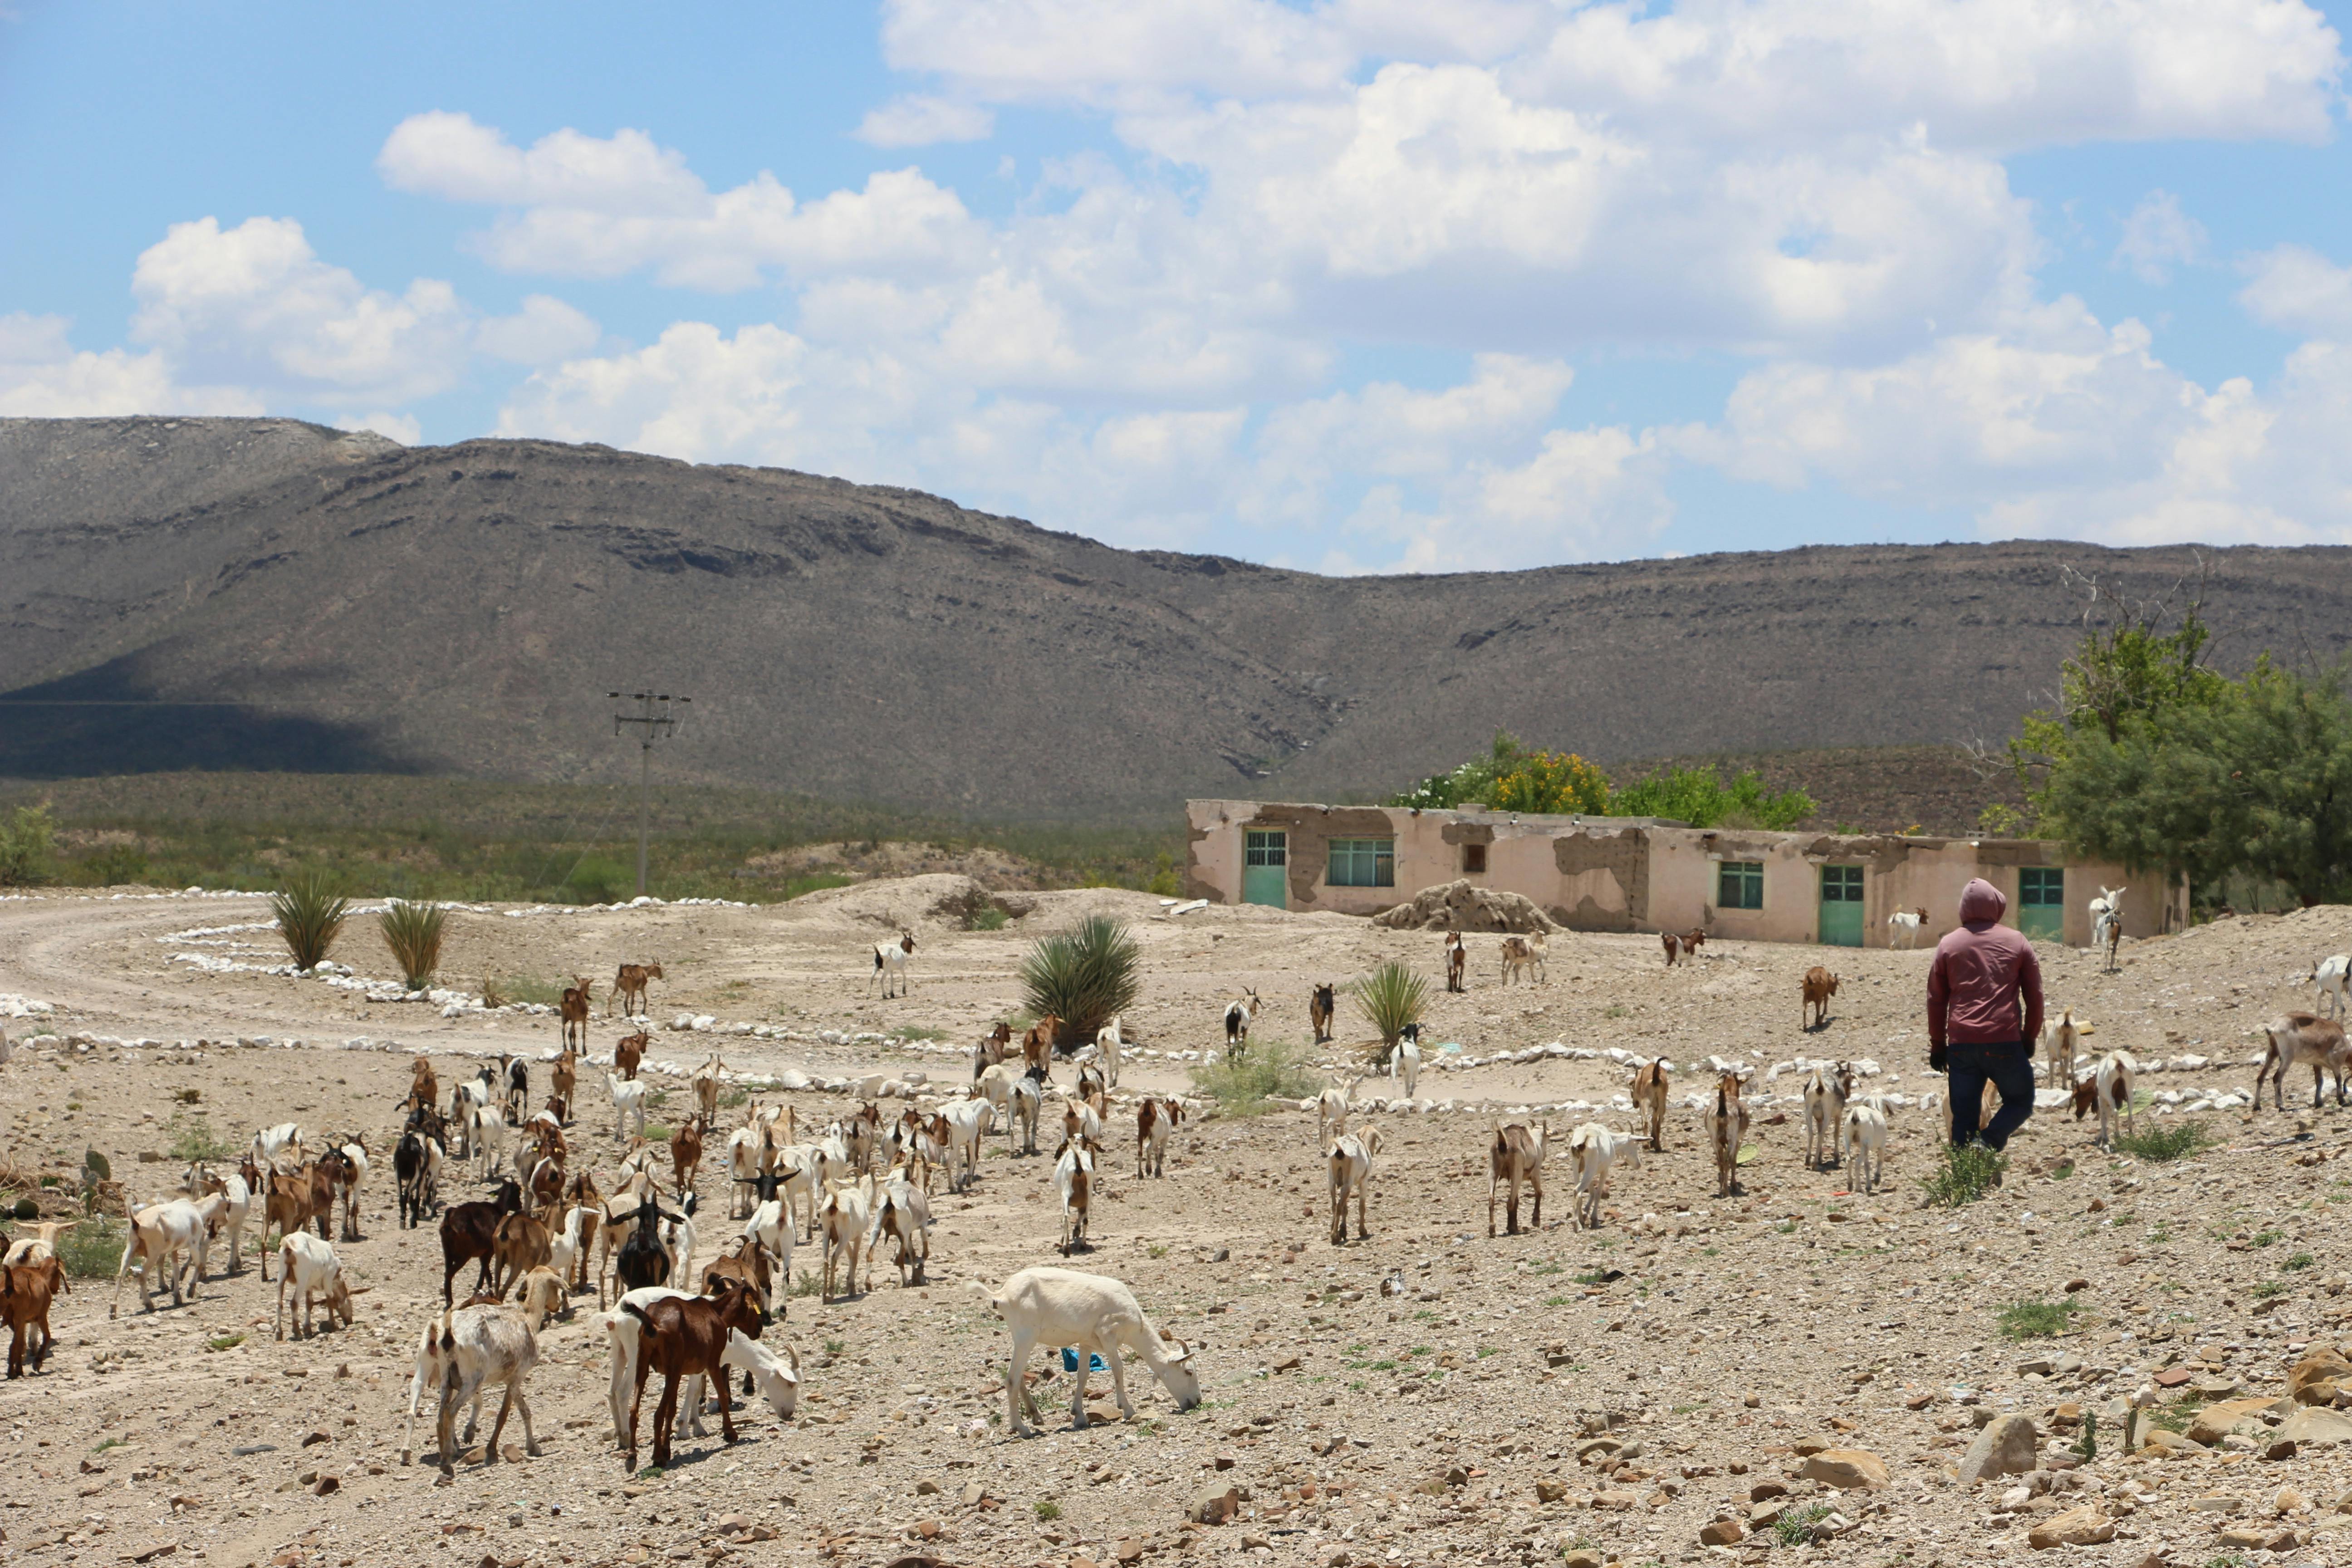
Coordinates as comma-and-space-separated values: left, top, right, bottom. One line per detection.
1499, 932, 1546, 986
1802, 1062, 1854, 1171
609, 1073, 648, 1142
1661, 928, 1706, 965
1630, 1056, 1669, 1151
1223, 991, 1259, 1063
503, 1056, 529, 1122
1324, 1128, 1382, 1245
559, 977, 592, 1050
2042, 1007, 2082, 1088
112, 1193, 225, 1317
439, 1180, 523, 1306
1389, 1031, 1422, 1099
1565, 1123, 1640, 1230
1444, 929, 1466, 992
971, 1265, 1199, 1437
1702, 1072, 1750, 1198
1308, 984, 1335, 1044
401, 1302, 541, 1477
2257, 1014, 2351, 1112
868, 1168, 931, 1286
1843, 1101, 1889, 1194
274, 1232, 355, 1340
1486, 1119, 1548, 1236
817, 1179, 872, 1302
0, 1257, 62, 1377
1802, 966, 1839, 1030
2073, 1049, 2139, 1146
621, 1276, 764, 1472
610, 961, 663, 1018
1887, 907, 1927, 950
1136, 1096, 1184, 1178
1055, 1139, 1097, 1255
182, 1163, 251, 1273
613, 1030, 647, 1082
1094, 1014, 1124, 1087
868, 931, 916, 998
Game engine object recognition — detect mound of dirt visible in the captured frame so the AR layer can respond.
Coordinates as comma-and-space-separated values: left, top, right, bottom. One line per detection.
786, 873, 1008, 930
1371, 879, 1555, 933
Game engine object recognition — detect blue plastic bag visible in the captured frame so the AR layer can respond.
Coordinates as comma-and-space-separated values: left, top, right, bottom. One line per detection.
1061, 1347, 1108, 1373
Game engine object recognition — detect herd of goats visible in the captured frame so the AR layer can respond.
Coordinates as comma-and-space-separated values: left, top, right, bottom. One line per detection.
5, 922, 2352, 1485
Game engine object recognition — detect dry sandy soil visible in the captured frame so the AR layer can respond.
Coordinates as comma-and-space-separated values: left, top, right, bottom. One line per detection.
1, 877, 2350, 1568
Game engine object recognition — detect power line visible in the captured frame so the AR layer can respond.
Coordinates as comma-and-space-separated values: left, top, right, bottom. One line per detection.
609, 691, 691, 898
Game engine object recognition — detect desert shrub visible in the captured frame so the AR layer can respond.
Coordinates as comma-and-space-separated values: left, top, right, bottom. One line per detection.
1019, 916, 1141, 1048
0, 802, 56, 887
75, 842, 149, 887
561, 856, 633, 905
56, 1217, 126, 1279
966, 906, 1009, 932
167, 1113, 234, 1165
1191, 1037, 1321, 1115
1774, 1503, 1834, 1548
379, 899, 447, 990
1608, 764, 1814, 829
269, 872, 348, 971
1921, 1142, 2004, 1207
1349, 961, 1430, 1065
2114, 1121, 2210, 1162
1999, 1297, 2084, 1339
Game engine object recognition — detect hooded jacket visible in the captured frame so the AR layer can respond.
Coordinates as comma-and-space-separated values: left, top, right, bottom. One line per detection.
1926, 878, 2043, 1048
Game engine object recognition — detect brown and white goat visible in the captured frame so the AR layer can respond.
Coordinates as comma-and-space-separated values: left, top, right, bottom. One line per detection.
1499, 932, 1547, 986
1325, 1128, 1382, 1245
621, 1276, 764, 1472
1136, 1096, 1184, 1178
2257, 1013, 2351, 1112
1662, 928, 1706, 965
1702, 1072, 1750, 1198
1631, 1056, 1670, 1151
1486, 1119, 1548, 1236
2072, 1050, 2139, 1147
1802, 1062, 1854, 1171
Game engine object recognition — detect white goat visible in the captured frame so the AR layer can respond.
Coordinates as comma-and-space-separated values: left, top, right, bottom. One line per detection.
182, 1162, 251, 1274
970, 1265, 1199, 1436
1094, 1015, 1124, 1087
400, 1303, 542, 1476
1324, 1128, 1382, 1245
1007, 1075, 1044, 1156
2313, 955, 2352, 1020
609, 1074, 648, 1142
867, 1168, 931, 1286
817, 1179, 871, 1303
941, 1098, 992, 1193
1843, 1101, 1889, 1194
110, 1193, 225, 1318
1802, 1062, 1853, 1171
1886, 906, 1926, 949
1055, 1139, 1097, 1255
1316, 1077, 1361, 1145
470, 1105, 511, 1181
1564, 1123, 1640, 1230
868, 931, 915, 998
2041, 1007, 2082, 1088
2257, 1014, 2351, 1112
1389, 1036, 1422, 1099
273, 1232, 355, 1340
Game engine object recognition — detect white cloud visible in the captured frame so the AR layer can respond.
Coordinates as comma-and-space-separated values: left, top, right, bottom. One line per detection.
2113, 190, 2208, 284
2239, 244, 2352, 338
855, 95, 996, 147
0, 311, 261, 417
474, 294, 602, 364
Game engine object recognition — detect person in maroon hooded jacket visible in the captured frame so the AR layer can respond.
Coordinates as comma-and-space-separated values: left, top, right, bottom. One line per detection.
1926, 877, 2044, 1150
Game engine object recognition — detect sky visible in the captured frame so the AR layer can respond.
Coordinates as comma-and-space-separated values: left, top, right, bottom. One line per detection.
4, 0, 2351, 574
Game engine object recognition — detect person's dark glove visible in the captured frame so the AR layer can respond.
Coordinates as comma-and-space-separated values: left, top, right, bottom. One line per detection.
1928, 1044, 1948, 1073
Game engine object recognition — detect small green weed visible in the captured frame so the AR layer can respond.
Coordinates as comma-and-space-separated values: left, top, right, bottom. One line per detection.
56, 1217, 126, 1279
1189, 1037, 1322, 1116
2250, 1229, 2282, 1249
823, 1337, 845, 1353
1148, 1244, 1168, 1259
1774, 1503, 1833, 1547
966, 907, 1009, 932
1572, 1269, 1612, 1286
206, 1333, 245, 1352
2283, 1251, 2317, 1271
2115, 1121, 2211, 1162
788, 1269, 821, 1298
1998, 1297, 2083, 1340
1034, 1500, 1062, 1521
1921, 1143, 2005, 1207
2250, 1280, 2286, 1299
1545, 1295, 1568, 1307
896, 1025, 947, 1042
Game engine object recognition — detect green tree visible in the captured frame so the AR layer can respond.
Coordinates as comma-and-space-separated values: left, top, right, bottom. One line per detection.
0, 802, 56, 887
1387, 731, 1610, 814
1607, 765, 1815, 829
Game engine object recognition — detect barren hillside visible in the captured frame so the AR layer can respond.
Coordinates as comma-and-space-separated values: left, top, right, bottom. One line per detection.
6, 416, 2343, 819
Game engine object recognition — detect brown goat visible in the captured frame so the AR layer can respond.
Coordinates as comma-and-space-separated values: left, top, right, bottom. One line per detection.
611, 961, 664, 1019
1308, 983, 1335, 1044
1, 1256, 63, 1377
440, 1181, 524, 1306
614, 1031, 648, 1083
1486, 1120, 1548, 1237
671, 1119, 705, 1194
1662, 928, 1706, 965
1631, 1056, 1670, 1151
1444, 929, 1466, 992
702, 1236, 772, 1320
492, 1213, 552, 1297
259, 1168, 323, 1279
623, 1276, 764, 1471
550, 1049, 578, 1122
408, 1055, 439, 1112
559, 977, 593, 1049
1021, 1014, 1061, 1074
1802, 966, 1840, 1030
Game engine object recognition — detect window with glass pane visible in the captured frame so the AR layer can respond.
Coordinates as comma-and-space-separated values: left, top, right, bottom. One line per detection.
1821, 865, 1863, 901
1328, 838, 1395, 888
1245, 830, 1287, 867
1718, 861, 1764, 910
2019, 868, 2064, 906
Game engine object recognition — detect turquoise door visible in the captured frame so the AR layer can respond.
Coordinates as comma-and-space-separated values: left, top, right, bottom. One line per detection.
2019, 867, 2064, 941
1819, 864, 1864, 946
1243, 830, 1287, 908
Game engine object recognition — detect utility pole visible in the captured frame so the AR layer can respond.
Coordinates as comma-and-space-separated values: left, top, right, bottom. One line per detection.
609, 691, 690, 897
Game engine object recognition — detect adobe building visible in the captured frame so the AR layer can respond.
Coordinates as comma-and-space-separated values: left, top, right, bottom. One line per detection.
1184, 799, 2184, 949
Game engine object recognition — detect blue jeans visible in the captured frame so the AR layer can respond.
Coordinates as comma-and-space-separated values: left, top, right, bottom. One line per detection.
1946, 1041, 2035, 1150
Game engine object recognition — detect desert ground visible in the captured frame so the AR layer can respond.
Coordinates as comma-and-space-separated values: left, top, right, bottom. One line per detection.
1, 873, 2349, 1568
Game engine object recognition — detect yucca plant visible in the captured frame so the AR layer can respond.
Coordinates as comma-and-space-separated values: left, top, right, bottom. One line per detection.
380, 899, 446, 990
269, 872, 348, 972
1350, 960, 1429, 1065
1019, 915, 1141, 1050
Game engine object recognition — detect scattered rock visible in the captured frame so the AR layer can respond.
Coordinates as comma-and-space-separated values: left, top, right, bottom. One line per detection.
1534, 1480, 1568, 1503
1699, 1518, 1745, 1546
1799, 1449, 1889, 1491
2278, 1406, 2352, 1446
1560, 1553, 1602, 1568
1190, 1481, 1240, 1525
914, 1479, 940, 1496
2140, 1428, 2208, 1457
2026, 1506, 2114, 1549
959, 1482, 985, 1507
1957, 1414, 2040, 1485
2185, 1397, 2277, 1446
